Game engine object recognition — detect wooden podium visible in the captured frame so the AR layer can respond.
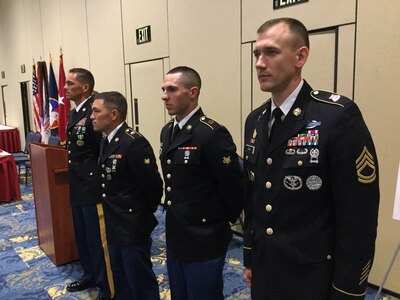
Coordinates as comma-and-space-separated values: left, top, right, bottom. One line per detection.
30, 142, 79, 265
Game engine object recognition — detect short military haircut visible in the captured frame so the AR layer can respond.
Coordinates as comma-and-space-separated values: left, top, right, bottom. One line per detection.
69, 68, 95, 93
94, 91, 127, 121
167, 66, 202, 91
257, 17, 310, 49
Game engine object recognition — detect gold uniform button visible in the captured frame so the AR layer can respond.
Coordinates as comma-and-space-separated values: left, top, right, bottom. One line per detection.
184, 160, 188, 164
297, 160, 303, 166
101, 164, 105, 168
327, 255, 332, 260
266, 158, 272, 165
167, 200, 172, 206
167, 187, 171, 192
68, 160, 71, 164
265, 204, 272, 212
265, 181, 272, 189
266, 228, 273, 235
128, 208, 133, 213
68, 141, 71, 145
167, 159, 172, 165
102, 193, 106, 198
68, 150, 71, 154
167, 174, 171, 179
102, 183, 105, 188
102, 174, 105, 178
202, 218, 207, 223
89, 172, 93, 176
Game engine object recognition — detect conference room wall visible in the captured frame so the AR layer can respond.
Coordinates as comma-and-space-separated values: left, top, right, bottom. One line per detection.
355, 1, 400, 293
0, 0, 125, 146
0, 0, 399, 294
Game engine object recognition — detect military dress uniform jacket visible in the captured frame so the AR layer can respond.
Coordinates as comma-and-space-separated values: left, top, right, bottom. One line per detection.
160, 108, 243, 262
243, 81, 379, 300
99, 122, 163, 246
67, 97, 103, 205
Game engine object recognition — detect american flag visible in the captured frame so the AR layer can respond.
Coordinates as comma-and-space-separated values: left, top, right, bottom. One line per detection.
32, 64, 42, 132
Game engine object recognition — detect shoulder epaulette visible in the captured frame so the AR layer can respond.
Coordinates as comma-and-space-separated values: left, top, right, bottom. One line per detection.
310, 90, 345, 107
199, 115, 221, 130
124, 127, 142, 140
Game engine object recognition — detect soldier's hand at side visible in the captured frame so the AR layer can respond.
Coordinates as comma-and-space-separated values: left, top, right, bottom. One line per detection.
243, 268, 252, 287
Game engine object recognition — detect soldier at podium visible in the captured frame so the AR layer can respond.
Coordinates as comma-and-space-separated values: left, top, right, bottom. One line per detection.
65, 68, 114, 300
91, 91, 162, 299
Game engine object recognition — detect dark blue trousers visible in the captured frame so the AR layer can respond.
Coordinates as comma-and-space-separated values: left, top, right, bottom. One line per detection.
108, 237, 160, 300
166, 248, 226, 300
71, 204, 113, 299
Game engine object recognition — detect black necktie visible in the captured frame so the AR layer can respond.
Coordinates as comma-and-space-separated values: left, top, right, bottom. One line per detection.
171, 124, 181, 141
102, 137, 109, 157
70, 109, 77, 121
269, 108, 283, 141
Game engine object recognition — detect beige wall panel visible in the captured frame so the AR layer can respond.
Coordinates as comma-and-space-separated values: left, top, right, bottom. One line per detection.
167, 0, 242, 148
86, 0, 125, 93
59, 0, 90, 69
303, 30, 335, 91
242, 0, 356, 43
125, 64, 133, 127
337, 24, 355, 98
0, 0, 27, 143
121, 0, 169, 63
355, 1, 400, 293
23, 0, 43, 64
39, 0, 63, 77
130, 60, 166, 155
241, 43, 252, 153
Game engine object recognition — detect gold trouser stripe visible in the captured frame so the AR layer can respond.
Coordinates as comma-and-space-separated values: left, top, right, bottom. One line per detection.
332, 283, 366, 297
97, 203, 115, 298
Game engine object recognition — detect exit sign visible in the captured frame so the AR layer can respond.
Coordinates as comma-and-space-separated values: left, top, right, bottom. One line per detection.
273, 0, 308, 10
136, 25, 151, 45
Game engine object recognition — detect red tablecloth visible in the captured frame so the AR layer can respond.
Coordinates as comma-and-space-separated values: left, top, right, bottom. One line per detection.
0, 125, 22, 153
0, 150, 21, 202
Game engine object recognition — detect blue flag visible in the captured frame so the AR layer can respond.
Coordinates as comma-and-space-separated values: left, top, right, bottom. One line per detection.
48, 59, 59, 136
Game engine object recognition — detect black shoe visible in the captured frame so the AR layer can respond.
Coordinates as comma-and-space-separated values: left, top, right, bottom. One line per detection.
66, 279, 93, 292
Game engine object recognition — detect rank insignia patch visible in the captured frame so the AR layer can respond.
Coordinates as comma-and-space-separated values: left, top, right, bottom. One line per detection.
223, 156, 231, 165
355, 147, 376, 184
144, 158, 150, 165
359, 260, 371, 285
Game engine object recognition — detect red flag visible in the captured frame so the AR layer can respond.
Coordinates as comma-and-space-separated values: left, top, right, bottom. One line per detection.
58, 53, 70, 145
32, 64, 42, 132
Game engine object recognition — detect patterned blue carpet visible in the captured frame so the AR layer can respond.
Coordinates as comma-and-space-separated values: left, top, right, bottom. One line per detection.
0, 180, 396, 299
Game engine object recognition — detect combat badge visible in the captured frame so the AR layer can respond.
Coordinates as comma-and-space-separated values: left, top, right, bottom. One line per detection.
283, 175, 303, 190
355, 146, 376, 184
306, 175, 323, 191
305, 120, 321, 129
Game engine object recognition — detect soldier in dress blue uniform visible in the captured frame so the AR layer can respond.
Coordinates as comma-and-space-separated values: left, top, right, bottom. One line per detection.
91, 91, 162, 300
65, 68, 113, 300
160, 66, 243, 300
243, 18, 380, 300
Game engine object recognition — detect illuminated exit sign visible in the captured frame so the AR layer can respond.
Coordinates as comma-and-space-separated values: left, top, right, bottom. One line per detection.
273, 0, 308, 10
136, 25, 151, 45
